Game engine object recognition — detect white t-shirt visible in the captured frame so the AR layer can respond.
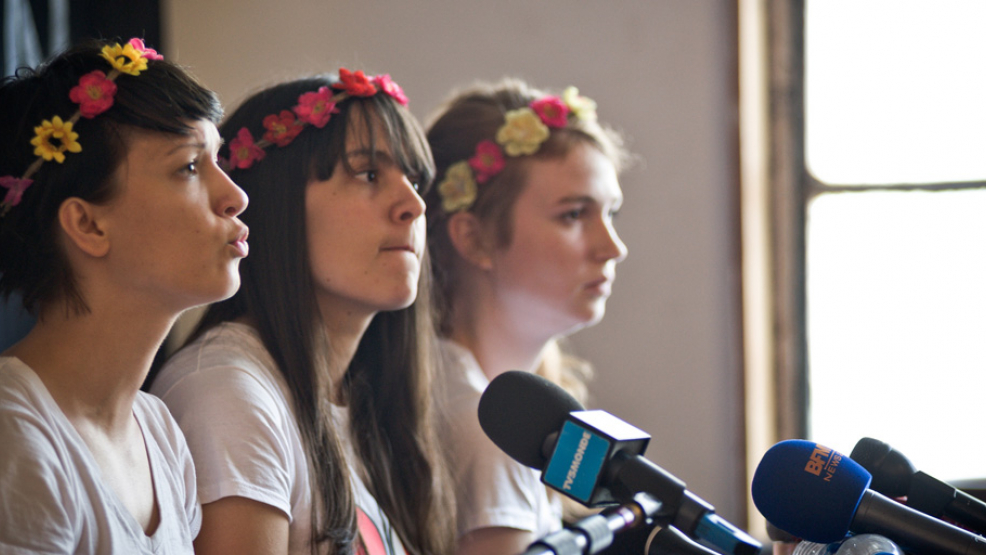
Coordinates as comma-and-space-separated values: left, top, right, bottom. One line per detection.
150, 322, 406, 555
436, 339, 563, 538
0, 357, 201, 554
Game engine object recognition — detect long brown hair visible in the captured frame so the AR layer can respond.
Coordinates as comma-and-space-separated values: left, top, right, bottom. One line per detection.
423, 79, 629, 402
186, 75, 454, 555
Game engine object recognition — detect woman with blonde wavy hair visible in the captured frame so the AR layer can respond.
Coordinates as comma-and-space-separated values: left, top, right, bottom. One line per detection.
424, 79, 630, 555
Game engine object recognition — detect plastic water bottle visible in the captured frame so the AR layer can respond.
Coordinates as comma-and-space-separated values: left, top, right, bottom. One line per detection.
792, 534, 904, 555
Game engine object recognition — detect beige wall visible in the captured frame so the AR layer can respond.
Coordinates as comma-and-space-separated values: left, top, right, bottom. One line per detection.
164, 0, 746, 524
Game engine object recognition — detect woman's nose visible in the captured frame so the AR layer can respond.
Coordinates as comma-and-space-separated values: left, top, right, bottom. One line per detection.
596, 221, 628, 263
214, 165, 248, 218
392, 173, 425, 223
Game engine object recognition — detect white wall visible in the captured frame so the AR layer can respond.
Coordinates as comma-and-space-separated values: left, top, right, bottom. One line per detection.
164, 0, 745, 523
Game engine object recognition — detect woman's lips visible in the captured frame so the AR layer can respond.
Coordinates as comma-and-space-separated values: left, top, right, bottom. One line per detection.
229, 227, 249, 258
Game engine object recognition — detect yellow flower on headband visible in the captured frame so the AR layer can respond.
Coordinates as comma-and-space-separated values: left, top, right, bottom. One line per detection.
496, 108, 550, 157
562, 86, 597, 121
100, 42, 149, 76
438, 161, 478, 213
30, 116, 81, 163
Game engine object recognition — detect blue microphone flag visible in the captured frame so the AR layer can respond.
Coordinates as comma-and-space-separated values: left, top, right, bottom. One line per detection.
543, 409, 650, 506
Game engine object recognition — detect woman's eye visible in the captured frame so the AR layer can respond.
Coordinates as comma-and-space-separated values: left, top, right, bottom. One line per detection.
355, 170, 378, 183
561, 208, 584, 221
179, 161, 198, 176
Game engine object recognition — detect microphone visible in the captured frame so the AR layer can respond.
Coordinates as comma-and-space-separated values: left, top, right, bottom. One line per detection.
647, 526, 720, 555
751, 439, 986, 555
521, 492, 661, 555
851, 437, 986, 534
478, 370, 762, 555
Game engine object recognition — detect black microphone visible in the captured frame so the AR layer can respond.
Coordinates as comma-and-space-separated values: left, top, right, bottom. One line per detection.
647, 526, 720, 555
478, 370, 762, 555
752, 439, 986, 555
521, 492, 662, 555
851, 437, 986, 534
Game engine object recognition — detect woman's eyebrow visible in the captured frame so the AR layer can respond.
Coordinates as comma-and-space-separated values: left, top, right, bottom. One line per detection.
346, 148, 395, 162
165, 141, 206, 156
555, 195, 596, 205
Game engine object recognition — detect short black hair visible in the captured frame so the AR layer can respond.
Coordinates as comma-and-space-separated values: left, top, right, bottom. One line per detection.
0, 38, 221, 315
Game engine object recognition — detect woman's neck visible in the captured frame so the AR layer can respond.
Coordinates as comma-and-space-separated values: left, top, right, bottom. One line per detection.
6, 300, 175, 433
315, 296, 376, 400
448, 293, 553, 381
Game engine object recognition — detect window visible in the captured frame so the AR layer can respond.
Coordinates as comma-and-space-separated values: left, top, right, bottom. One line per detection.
804, 0, 986, 480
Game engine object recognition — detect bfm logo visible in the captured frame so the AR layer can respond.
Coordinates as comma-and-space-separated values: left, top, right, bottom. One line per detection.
804, 444, 842, 482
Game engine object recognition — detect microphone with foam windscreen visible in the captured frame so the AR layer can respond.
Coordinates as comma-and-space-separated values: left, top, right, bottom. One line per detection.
478, 370, 761, 555
751, 439, 986, 555
851, 437, 986, 534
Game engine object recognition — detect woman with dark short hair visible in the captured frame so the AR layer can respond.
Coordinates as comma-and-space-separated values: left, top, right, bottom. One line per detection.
0, 38, 248, 552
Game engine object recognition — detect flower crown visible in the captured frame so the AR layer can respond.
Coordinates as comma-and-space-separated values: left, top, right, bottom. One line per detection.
436, 86, 598, 214
0, 38, 162, 217
222, 68, 410, 171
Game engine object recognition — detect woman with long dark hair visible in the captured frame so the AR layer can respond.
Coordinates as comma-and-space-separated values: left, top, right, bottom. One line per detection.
151, 70, 454, 555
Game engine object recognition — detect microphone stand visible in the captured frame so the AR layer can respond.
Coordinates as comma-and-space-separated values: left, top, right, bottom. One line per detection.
521, 493, 662, 555
647, 525, 720, 555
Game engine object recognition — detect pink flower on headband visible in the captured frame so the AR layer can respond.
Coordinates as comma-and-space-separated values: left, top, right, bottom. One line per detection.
128, 38, 163, 61
372, 74, 408, 107
531, 96, 569, 128
333, 69, 377, 97
0, 176, 33, 209
228, 127, 266, 169
263, 110, 304, 147
294, 87, 339, 128
468, 141, 505, 184
69, 71, 118, 118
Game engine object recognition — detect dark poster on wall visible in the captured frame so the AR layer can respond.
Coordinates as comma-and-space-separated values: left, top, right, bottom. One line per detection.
2, 0, 161, 77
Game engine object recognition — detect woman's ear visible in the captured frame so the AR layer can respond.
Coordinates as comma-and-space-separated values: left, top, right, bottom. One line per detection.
446, 211, 494, 271
58, 197, 110, 258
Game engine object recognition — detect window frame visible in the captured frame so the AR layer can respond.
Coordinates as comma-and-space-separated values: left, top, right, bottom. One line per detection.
748, 0, 986, 489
